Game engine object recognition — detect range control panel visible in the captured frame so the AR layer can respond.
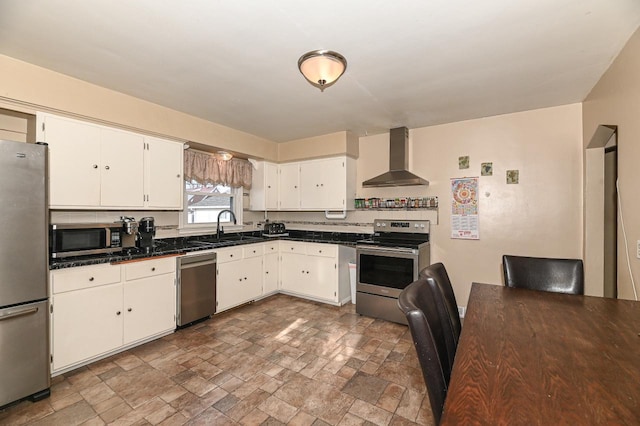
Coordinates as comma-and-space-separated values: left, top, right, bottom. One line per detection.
374, 219, 430, 234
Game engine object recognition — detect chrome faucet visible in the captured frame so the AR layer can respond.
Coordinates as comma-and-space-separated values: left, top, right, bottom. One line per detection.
216, 209, 237, 240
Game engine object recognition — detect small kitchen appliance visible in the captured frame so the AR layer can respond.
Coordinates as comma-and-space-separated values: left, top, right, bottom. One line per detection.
356, 219, 430, 324
262, 222, 288, 237
50, 222, 125, 258
137, 217, 155, 252
120, 216, 138, 249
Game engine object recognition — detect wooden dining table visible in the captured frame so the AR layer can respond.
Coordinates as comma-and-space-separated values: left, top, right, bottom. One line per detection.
440, 282, 640, 425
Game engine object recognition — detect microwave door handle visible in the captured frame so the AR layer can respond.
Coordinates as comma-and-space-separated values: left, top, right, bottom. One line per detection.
105, 228, 111, 248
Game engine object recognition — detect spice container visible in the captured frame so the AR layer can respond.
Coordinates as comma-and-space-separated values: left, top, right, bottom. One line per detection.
354, 196, 439, 209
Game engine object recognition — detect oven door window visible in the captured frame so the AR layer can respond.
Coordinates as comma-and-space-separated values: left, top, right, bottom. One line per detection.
359, 253, 415, 290
54, 229, 107, 252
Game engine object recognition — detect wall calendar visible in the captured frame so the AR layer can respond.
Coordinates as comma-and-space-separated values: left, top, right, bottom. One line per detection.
451, 177, 479, 240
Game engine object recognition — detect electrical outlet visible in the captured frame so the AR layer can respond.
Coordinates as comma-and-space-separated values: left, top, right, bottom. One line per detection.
458, 306, 466, 318
637, 240, 640, 259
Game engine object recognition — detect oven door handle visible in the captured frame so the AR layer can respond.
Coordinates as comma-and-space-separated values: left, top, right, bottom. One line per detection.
358, 246, 416, 255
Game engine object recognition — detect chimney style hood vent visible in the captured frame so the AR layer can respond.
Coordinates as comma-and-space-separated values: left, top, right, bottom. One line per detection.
362, 127, 429, 187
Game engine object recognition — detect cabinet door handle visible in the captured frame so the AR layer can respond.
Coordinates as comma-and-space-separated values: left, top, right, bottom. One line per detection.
238, 278, 242, 282
92, 164, 98, 169
127, 308, 132, 312
306, 271, 309, 274
105, 165, 110, 170
176, 174, 181, 178
244, 277, 247, 280
230, 254, 234, 258
151, 267, 156, 271
116, 311, 121, 316
89, 277, 94, 281
266, 271, 269, 274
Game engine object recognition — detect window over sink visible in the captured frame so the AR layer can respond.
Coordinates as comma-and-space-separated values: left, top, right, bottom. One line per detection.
181, 180, 242, 230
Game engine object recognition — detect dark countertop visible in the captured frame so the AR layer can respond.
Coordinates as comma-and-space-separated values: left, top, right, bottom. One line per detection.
49, 230, 371, 270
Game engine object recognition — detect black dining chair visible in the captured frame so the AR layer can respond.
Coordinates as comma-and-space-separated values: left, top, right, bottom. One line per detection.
398, 278, 450, 425
420, 263, 461, 345
502, 255, 585, 295
418, 263, 459, 376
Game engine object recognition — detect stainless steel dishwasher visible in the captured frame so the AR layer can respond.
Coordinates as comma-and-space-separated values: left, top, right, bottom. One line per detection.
177, 252, 217, 327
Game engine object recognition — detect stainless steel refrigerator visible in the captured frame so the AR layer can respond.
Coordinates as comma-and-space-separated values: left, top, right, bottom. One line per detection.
0, 140, 50, 407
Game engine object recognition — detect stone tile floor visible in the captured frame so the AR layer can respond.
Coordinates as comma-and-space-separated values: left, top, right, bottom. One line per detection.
0, 294, 433, 425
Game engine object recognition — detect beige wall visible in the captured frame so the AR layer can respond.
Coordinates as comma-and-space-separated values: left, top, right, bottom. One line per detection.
358, 104, 584, 305
277, 131, 359, 162
0, 54, 277, 160
583, 27, 640, 301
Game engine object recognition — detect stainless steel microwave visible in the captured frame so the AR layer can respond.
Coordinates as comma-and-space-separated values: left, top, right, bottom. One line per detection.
50, 223, 123, 258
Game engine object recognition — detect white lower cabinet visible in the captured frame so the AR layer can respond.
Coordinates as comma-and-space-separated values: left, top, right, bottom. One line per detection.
123, 271, 176, 345
216, 246, 263, 312
50, 258, 176, 374
263, 242, 280, 295
51, 282, 123, 373
279, 242, 354, 305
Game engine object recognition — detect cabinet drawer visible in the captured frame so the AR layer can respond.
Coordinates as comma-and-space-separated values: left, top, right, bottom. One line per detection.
243, 244, 264, 258
216, 247, 243, 263
51, 264, 121, 294
125, 257, 176, 281
307, 244, 337, 258
263, 241, 278, 253
280, 242, 306, 254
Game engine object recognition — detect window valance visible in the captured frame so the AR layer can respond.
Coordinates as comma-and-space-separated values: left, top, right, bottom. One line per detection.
184, 149, 252, 189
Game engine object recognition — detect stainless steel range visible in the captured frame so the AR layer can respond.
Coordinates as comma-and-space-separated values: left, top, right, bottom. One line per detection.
356, 219, 430, 325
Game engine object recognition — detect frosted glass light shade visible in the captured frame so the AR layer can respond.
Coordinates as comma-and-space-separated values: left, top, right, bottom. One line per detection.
298, 50, 347, 91
216, 151, 233, 161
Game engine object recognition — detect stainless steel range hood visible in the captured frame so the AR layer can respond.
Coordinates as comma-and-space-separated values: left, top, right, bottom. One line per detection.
362, 127, 429, 187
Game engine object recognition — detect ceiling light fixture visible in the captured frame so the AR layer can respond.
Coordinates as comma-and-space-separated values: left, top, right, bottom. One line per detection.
216, 151, 233, 161
298, 50, 347, 92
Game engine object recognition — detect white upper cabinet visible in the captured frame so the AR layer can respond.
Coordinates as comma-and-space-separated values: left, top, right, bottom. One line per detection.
300, 157, 351, 210
250, 156, 355, 211
278, 162, 301, 209
38, 113, 183, 210
40, 114, 102, 207
250, 161, 278, 211
100, 127, 144, 208
144, 136, 183, 209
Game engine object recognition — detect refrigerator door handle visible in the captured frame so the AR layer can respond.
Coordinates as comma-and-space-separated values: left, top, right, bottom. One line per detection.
0, 306, 39, 321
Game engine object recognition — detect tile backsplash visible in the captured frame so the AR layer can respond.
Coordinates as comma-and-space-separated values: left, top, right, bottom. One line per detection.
49, 207, 438, 238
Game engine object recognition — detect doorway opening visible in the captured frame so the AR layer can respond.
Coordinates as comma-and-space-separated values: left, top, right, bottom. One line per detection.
585, 125, 617, 297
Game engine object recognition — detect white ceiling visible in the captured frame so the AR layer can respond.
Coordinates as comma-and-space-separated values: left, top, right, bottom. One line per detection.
0, 1, 639, 142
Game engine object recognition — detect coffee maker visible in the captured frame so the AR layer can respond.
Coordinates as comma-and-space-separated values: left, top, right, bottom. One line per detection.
120, 216, 138, 249
137, 217, 155, 252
